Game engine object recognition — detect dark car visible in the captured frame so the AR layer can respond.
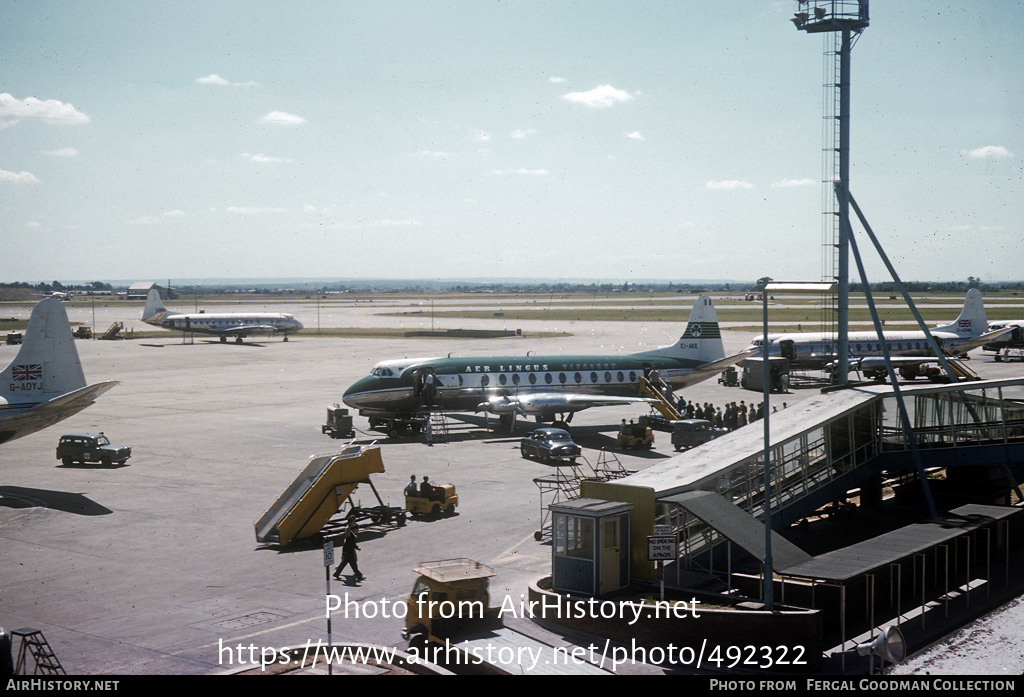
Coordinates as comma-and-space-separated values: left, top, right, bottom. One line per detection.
56, 433, 132, 466
520, 427, 581, 463
670, 419, 725, 451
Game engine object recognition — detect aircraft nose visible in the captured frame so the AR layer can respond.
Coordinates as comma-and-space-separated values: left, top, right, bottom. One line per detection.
342, 376, 376, 409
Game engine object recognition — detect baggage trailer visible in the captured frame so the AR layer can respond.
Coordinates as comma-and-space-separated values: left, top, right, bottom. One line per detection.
321, 405, 354, 439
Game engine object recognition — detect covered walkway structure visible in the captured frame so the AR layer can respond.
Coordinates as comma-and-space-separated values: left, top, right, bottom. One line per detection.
581, 377, 1024, 583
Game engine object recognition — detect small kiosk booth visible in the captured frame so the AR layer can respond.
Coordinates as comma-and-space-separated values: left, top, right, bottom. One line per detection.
549, 498, 632, 596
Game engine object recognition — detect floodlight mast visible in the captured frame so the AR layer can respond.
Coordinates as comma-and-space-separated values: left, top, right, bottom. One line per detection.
791, 1, 869, 385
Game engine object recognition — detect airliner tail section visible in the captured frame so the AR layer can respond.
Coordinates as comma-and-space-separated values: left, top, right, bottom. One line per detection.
935, 289, 986, 337
141, 288, 171, 323
0, 298, 86, 400
638, 294, 726, 364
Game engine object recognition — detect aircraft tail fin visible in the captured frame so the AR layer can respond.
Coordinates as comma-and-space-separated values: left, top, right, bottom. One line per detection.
934, 288, 986, 337
141, 288, 171, 323
637, 294, 725, 364
0, 298, 87, 401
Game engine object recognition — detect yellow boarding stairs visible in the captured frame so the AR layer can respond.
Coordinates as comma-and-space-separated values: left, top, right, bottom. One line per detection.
638, 377, 682, 420
255, 445, 398, 546
947, 358, 980, 381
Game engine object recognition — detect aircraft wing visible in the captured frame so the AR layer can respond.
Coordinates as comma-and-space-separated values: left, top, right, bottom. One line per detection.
211, 325, 282, 336
0, 381, 119, 445
847, 356, 936, 372
478, 393, 658, 418
948, 326, 1015, 353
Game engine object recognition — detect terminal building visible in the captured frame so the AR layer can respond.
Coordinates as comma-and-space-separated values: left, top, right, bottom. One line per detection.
537, 377, 1024, 670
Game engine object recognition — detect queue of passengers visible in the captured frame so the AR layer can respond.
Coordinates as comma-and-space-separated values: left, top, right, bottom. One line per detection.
675, 396, 787, 431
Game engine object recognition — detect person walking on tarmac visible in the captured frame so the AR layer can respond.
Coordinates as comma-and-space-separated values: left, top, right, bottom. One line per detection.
332, 523, 365, 581
404, 475, 419, 496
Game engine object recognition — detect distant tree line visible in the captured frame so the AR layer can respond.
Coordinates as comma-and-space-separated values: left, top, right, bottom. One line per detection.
0, 281, 114, 293
3, 278, 1022, 295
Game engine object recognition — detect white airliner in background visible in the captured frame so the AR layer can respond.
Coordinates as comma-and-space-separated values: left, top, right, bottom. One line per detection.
141, 289, 303, 343
746, 289, 1012, 371
0, 298, 118, 445
983, 318, 1024, 358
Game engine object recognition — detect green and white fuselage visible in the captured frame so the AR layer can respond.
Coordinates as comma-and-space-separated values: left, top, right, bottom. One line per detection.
343, 294, 744, 421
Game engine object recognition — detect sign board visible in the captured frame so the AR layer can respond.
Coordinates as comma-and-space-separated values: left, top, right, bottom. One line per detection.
648, 535, 677, 561
323, 540, 335, 567
653, 524, 673, 536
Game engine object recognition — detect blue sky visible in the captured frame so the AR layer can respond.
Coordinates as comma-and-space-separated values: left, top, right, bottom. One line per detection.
1, 1, 1020, 284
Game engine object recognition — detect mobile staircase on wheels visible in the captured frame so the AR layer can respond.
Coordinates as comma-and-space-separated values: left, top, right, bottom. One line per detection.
254, 444, 405, 546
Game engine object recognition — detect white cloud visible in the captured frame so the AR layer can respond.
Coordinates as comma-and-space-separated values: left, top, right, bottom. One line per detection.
260, 111, 307, 125
510, 128, 537, 139
419, 149, 454, 158
196, 74, 230, 86
242, 152, 293, 163
549, 76, 567, 83
44, 147, 78, 157
772, 178, 816, 187
162, 210, 185, 218
197, 74, 258, 87
562, 85, 632, 108
706, 179, 754, 190
625, 131, 644, 140
0, 93, 90, 127
964, 145, 1014, 160
0, 169, 40, 184
469, 130, 491, 142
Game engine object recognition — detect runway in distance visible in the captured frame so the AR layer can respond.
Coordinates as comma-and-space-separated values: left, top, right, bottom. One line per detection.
746, 289, 1012, 371
0, 298, 118, 444
141, 289, 303, 343
343, 294, 747, 428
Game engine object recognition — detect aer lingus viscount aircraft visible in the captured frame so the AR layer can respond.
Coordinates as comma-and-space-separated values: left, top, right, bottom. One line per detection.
141, 289, 303, 343
343, 294, 747, 431
0, 298, 117, 444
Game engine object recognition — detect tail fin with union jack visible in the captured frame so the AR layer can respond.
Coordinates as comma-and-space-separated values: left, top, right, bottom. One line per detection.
1, 298, 87, 401
0, 298, 117, 445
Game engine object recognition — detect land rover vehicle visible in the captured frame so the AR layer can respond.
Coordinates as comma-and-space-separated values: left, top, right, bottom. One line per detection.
670, 419, 724, 451
56, 433, 131, 466
519, 427, 581, 463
